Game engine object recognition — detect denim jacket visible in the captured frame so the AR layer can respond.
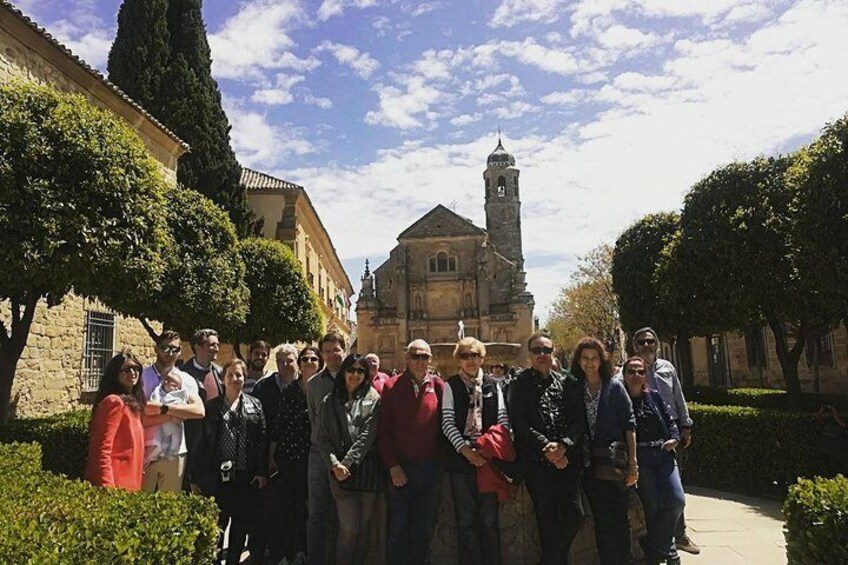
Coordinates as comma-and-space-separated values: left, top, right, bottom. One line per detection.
586, 377, 636, 450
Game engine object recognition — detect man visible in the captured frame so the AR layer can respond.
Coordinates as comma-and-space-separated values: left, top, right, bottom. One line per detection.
508, 331, 585, 565
364, 352, 390, 395
245, 340, 271, 395
306, 332, 346, 565
140, 330, 205, 493
633, 327, 699, 555
378, 339, 445, 565
180, 328, 223, 402
251, 343, 298, 563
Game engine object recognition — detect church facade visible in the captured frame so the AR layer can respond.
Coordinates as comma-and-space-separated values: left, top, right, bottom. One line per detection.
356, 139, 535, 371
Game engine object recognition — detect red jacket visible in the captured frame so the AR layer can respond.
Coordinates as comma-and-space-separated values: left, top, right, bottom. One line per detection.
476, 423, 516, 502
378, 372, 444, 468
85, 395, 144, 491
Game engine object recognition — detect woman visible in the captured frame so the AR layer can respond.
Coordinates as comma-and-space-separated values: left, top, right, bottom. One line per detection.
441, 337, 510, 565
299, 345, 324, 381
85, 349, 146, 491
191, 359, 268, 565
316, 353, 384, 565
622, 356, 684, 565
266, 346, 319, 561
572, 337, 637, 565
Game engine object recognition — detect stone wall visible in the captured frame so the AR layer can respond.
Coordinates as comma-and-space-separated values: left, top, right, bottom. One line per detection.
1, 295, 160, 419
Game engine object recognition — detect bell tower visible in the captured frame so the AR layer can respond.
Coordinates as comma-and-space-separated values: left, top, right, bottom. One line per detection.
483, 135, 524, 269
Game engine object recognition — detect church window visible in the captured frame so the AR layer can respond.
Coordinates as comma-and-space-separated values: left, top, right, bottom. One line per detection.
437, 252, 448, 272
429, 252, 458, 273
429, 257, 437, 272
497, 176, 506, 197
448, 257, 457, 271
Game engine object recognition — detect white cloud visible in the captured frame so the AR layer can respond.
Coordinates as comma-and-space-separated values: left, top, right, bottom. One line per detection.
490, 0, 570, 28
541, 90, 590, 105
225, 97, 316, 168
250, 74, 306, 105
364, 77, 445, 129
209, 0, 319, 80
52, 23, 113, 70
596, 24, 661, 51
304, 93, 334, 109
451, 113, 482, 126
404, 2, 447, 17
317, 0, 378, 21
315, 42, 381, 79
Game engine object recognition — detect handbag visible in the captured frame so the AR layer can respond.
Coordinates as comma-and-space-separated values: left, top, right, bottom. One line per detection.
591, 440, 629, 482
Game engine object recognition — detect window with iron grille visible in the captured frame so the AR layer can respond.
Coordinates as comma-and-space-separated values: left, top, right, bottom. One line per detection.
805, 332, 834, 367
744, 325, 768, 369
83, 311, 115, 392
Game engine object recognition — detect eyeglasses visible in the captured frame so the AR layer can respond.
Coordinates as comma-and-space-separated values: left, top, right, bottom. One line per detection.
300, 356, 320, 363
120, 366, 141, 374
626, 369, 647, 375
636, 338, 657, 346
458, 351, 480, 360
529, 346, 554, 356
158, 344, 182, 355
410, 353, 431, 361
346, 367, 367, 375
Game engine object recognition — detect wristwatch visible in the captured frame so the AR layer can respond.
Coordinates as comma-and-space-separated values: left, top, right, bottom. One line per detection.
160, 404, 169, 415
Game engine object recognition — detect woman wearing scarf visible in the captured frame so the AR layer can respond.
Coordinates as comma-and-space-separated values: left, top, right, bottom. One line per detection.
441, 337, 510, 565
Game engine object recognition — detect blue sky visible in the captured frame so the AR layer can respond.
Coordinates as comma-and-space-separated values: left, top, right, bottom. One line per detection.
14, 0, 848, 319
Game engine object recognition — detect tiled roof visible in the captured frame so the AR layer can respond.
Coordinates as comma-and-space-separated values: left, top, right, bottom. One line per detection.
1, 0, 189, 150
240, 167, 304, 191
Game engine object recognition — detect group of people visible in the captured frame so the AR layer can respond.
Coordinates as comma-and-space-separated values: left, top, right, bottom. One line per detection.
85, 325, 699, 565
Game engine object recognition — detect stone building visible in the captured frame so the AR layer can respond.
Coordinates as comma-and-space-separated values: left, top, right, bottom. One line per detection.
356, 138, 535, 371
242, 167, 354, 344
0, 1, 186, 417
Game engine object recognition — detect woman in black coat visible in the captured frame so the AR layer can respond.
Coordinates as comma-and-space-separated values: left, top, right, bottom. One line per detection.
191, 358, 268, 565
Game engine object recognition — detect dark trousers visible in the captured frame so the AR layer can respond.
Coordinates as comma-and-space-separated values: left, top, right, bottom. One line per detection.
674, 445, 688, 539
524, 462, 584, 565
583, 472, 631, 565
387, 460, 441, 565
215, 472, 261, 565
267, 459, 308, 560
449, 470, 501, 565
307, 447, 337, 565
637, 447, 685, 560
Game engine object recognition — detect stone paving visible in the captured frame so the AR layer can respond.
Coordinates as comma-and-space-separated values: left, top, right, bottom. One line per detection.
680, 486, 786, 565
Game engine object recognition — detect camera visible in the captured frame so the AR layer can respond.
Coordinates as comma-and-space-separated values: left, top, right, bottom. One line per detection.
220, 460, 234, 483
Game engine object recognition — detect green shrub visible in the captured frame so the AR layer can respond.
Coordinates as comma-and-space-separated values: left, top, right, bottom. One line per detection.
689, 386, 848, 412
0, 442, 218, 564
0, 409, 90, 478
784, 475, 848, 564
684, 404, 846, 495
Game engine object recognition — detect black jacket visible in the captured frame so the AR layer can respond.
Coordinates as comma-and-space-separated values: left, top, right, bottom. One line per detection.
191, 393, 269, 495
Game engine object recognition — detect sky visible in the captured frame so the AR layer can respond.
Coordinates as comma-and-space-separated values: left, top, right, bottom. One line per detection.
14, 0, 848, 321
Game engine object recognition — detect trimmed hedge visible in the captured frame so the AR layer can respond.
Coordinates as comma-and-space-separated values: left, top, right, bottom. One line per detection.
689, 386, 848, 412
784, 475, 848, 564
0, 409, 90, 478
0, 442, 218, 563
683, 404, 847, 495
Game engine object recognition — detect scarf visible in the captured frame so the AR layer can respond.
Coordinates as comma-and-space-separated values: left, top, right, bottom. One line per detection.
460, 368, 484, 440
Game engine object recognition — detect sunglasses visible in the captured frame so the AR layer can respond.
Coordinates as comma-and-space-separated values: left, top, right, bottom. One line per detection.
626, 369, 647, 375
300, 356, 320, 363
529, 346, 554, 355
120, 365, 141, 374
346, 367, 367, 375
410, 353, 431, 361
158, 344, 182, 355
636, 338, 657, 346
458, 351, 480, 360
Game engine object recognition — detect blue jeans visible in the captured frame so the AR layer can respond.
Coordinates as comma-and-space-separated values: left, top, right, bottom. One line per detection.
307, 446, 337, 565
387, 460, 441, 565
583, 472, 631, 565
449, 470, 501, 565
637, 447, 685, 560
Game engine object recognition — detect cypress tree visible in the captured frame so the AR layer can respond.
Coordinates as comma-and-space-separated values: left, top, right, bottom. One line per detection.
106, 0, 170, 119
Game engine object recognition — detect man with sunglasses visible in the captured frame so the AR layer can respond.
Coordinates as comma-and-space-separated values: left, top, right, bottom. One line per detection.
508, 330, 585, 565
632, 327, 698, 555
378, 339, 445, 565
140, 330, 205, 493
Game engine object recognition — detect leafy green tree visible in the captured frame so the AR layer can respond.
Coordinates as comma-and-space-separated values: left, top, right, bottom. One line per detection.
115, 186, 250, 341
106, 0, 170, 118
222, 238, 323, 356
108, 0, 253, 235
0, 82, 169, 423
612, 212, 695, 388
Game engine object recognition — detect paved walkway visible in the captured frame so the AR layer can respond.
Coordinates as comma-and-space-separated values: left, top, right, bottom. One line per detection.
680, 486, 786, 565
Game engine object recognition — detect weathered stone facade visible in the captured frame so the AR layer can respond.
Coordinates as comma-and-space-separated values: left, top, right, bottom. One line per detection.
689, 322, 848, 394
0, 2, 184, 418
356, 139, 535, 371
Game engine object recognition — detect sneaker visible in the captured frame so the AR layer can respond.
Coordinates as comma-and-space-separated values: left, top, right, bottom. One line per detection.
676, 535, 701, 555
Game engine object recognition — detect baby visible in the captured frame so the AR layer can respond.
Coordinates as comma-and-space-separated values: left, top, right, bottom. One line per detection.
144, 372, 189, 467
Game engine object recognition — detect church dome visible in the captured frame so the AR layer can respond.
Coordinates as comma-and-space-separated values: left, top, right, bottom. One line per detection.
487, 138, 515, 168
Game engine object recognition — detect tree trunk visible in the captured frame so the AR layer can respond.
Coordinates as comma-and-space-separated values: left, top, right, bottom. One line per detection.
767, 316, 805, 409
0, 295, 39, 424
675, 330, 694, 396
138, 317, 161, 342
233, 341, 244, 361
